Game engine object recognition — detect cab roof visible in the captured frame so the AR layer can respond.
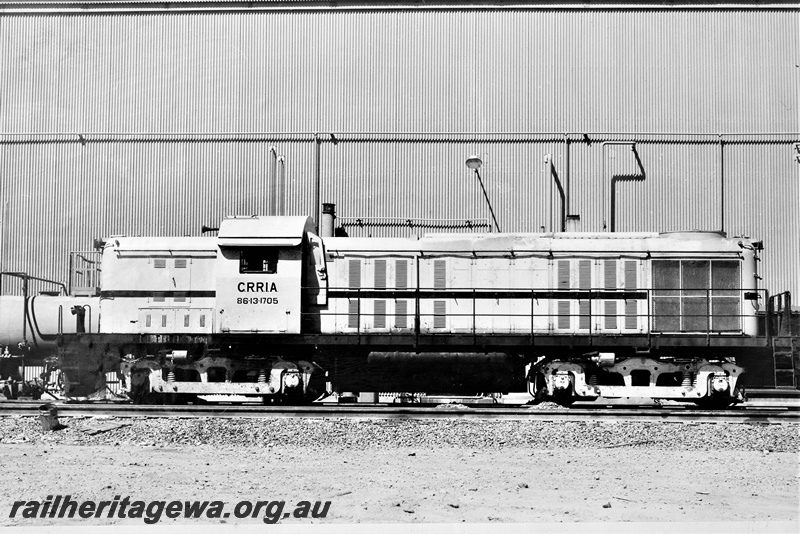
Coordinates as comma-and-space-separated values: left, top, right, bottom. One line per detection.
218, 216, 315, 247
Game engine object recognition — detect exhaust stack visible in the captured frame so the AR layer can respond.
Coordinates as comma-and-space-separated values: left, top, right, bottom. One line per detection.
320, 203, 336, 238
566, 215, 581, 233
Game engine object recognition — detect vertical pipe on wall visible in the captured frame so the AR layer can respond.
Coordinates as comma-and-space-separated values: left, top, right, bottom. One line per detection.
602, 141, 637, 232
313, 134, 321, 232
601, 144, 607, 231
268, 145, 278, 215
0, 200, 6, 294
277, 155, 286, 216
545, 154, 566, 232
564, 133, 570, 218
0, 200, 6, 273
719, 135, 725, 235
548, 155, 553, 232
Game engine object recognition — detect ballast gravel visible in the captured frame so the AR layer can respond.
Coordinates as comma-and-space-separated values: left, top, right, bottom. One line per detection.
0, 415, 797, 525
0, 415, 797, 452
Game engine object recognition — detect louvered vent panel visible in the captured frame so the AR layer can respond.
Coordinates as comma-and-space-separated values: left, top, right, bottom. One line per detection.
624, 261, 637, 289
604, 260, 617, 289
605, 301, 617, 329
433, 260, 446, 289
348, 300, 359, 329
578, 301, 590, 330
557, 261, 570, 290
395, 260, 408, 289
557, 301, 571, 329
374, 300, 386, 328
154, 259, 166, 269
578, 260, 591, 289
175, 259, 187, 269
348, 259, 361, 289
374, 260, 386, 289
624, 261, 639, 330
625, 301, 638, 330
395, 300, 407, 329
433, 300, 447, 328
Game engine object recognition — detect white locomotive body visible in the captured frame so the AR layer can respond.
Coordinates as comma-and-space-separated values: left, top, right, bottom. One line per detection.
0, 214, 775, 406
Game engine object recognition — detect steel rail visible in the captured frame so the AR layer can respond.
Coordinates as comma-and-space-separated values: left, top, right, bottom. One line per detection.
1, 132, 799, 138
1, 3, 799, 17
0, 402, 797, 424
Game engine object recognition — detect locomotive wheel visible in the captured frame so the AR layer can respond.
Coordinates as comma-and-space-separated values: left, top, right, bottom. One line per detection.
553, 388, 576, 407
301, 371, 327, 404
2, 380, 19, 400
128, 373, 152, 404
128, 372, 169, 404
528, 372, 549, 403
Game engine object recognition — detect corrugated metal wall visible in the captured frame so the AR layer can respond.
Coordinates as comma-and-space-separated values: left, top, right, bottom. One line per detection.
0, 5, 798, 296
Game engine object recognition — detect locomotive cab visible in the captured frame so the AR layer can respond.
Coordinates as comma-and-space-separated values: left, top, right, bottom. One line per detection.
215, 216, 316, 334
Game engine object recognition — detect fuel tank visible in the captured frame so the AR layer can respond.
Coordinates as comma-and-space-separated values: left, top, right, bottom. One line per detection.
329, 351, 524, 393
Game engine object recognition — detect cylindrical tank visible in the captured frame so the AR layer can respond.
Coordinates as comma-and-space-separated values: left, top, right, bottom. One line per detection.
0, 295, 100, 357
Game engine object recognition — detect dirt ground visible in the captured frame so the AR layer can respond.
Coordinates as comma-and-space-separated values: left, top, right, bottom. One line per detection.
1, 440, 797, 528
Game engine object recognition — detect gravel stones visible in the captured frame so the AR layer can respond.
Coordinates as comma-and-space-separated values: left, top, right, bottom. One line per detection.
0, 416, 797, 452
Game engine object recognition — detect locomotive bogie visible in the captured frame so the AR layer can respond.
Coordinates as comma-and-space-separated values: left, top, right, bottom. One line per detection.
122, 355, 323, 402
528, 355, 746, 405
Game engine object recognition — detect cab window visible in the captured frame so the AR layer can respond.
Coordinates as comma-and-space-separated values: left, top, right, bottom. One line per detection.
240, 248, 278, 274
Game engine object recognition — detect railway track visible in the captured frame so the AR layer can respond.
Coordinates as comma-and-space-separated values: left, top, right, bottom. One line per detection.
0, 400, 797, 424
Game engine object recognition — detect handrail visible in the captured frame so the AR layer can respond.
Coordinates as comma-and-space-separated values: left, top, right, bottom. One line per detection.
1, 272, 68, 349
310, 285, 767, 339
1, 272, 68, 296
69, 250, 102, 296
769, 291, 793, 338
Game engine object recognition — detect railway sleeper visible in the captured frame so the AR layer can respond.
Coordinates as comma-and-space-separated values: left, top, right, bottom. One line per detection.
527, 353, 745, 407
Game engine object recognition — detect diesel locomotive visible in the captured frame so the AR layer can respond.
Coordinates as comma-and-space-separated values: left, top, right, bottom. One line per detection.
0, 206, 796, 406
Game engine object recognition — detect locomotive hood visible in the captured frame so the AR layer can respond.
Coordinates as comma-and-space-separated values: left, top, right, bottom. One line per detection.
322, 231, 753, 255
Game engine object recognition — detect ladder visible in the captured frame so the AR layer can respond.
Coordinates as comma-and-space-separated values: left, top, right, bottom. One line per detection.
773, 337, 797, 388
768, 292, 797, 388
